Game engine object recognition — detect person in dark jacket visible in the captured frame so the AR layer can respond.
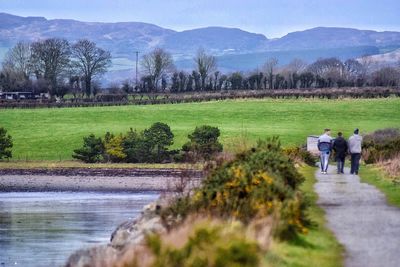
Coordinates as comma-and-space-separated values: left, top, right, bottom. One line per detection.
333, 132, 348, 174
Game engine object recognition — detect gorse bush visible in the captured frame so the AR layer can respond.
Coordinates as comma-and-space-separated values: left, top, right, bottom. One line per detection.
162, 137, 310, 239
0, 127, 13, 160
283, 146, 316, 166
362, 128, 400, 164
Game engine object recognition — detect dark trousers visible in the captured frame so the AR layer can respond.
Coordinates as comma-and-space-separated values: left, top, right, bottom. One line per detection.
336, 157, 345, 173
351, 153, 361, 174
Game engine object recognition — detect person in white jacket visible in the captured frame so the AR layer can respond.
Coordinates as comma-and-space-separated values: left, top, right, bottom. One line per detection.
318, 128, 333, 174
348, 128, 363, 175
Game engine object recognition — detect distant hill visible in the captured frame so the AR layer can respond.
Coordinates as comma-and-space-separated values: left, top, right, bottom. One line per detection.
175, 46, 381, 73
1, 12, 400, 84
163, 27, 269, 56
267, 27, 400, 50
0, 13, 173, 58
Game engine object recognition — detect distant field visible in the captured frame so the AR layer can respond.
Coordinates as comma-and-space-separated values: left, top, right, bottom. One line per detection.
0, 98, 399, 160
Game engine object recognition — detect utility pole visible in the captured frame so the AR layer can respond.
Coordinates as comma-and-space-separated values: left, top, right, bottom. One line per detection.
135, 51, 139, 87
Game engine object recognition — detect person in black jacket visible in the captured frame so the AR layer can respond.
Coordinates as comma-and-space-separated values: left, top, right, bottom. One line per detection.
333, 132, 348, 174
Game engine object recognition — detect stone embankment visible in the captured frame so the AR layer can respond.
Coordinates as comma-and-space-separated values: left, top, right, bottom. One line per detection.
65, 202, 168, 267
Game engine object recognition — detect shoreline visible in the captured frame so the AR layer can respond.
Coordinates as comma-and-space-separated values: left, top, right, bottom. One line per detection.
0, 168, 203, 192
0, 167, 202, 177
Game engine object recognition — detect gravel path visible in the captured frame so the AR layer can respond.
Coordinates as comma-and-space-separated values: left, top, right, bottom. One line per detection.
315, 166, 400, 267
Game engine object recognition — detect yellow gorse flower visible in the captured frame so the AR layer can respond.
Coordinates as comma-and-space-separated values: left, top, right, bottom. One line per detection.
232, 166, 245, 179
254, 170, 273, 184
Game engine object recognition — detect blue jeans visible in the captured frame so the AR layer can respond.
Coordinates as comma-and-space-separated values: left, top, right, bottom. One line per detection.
351, 153, 361, 174
337, 157, 345, 173
320, 151, 330, 172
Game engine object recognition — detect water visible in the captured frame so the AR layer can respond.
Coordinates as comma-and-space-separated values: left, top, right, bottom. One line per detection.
0, 191, 159, 267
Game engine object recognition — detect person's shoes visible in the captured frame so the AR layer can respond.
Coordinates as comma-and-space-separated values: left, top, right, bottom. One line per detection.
341, 171, 344, 174
355, 172, 358, 175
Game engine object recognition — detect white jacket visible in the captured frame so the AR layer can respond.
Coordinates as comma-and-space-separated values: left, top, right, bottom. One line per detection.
348, 134, 363, 154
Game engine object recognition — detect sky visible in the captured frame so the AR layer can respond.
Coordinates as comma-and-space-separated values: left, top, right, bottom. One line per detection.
1, 0, 399, 38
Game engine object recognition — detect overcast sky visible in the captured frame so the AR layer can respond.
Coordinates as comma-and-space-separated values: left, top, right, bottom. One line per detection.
1, 0, 399, 38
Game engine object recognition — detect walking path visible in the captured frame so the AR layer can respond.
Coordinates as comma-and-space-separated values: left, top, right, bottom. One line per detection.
314, 166, 400, 267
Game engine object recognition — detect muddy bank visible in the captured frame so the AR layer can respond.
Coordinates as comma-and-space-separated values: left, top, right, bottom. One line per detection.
0, 175, 202, 192
0, 167, 202, 177
0, 168, 203, 192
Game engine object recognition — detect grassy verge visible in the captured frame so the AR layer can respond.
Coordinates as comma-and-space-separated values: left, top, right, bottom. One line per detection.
359, 165, 400, 207
0, 160, 198, 169
265, 166, 343, 267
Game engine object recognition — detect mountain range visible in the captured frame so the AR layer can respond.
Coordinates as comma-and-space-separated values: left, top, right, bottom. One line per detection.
1, 12, 400, 82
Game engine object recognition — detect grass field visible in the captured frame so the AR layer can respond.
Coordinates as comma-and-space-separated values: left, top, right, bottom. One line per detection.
360, 165, 400, 208
266, 166, 344, 267
0, 98, 399, 161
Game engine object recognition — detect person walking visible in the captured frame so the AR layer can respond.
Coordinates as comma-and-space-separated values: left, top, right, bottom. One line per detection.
348, 128, 363, 175
318, 128, 333, 174
333, 132, 348, 174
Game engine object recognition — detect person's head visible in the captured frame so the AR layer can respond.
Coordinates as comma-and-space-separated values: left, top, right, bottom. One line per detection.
354, 128, 359, 135
337, 132, 343, 137
324, 128, 331, 135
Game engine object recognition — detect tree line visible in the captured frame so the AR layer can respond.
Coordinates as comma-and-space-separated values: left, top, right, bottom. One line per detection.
0, 39, 111, 98
135, 50, 400, 93
1, 39, 400, 99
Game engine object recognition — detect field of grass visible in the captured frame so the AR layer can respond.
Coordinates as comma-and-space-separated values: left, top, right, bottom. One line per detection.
265, 166, 344, 267
0, 98, 399, 161
360, 165, 400, 208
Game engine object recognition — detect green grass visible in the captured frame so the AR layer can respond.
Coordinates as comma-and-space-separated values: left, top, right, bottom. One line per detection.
1, 98, 400, 160
265, 166, 344, 267
359, 165, 400, 207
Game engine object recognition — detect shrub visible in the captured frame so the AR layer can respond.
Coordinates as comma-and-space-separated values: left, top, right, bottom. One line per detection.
72, 134, 104, 163
143, 122, 174, 163
104, 133, 126, 162
123, 128, 149, 163
0, 127, 13, 160
283, 146, 316, 166
162, 137, 309, 239
362, 128, 400, 164
182, 125, 223, 160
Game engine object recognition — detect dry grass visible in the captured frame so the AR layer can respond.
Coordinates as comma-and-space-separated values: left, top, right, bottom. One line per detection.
377, 154, 400, 180
115, 215, 273, 267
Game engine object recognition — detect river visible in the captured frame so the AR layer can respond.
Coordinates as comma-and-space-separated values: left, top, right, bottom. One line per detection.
0, 191, 159, 267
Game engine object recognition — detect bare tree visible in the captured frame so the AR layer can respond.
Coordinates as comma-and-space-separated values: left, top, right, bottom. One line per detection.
263, 58, 278, 89
140, 48, 175, 92
194, 48, 217, 90
30, 38, 71, 96
71, 39, 111, 97
2, 41, 32, 80
281, 58, 307, 88
358, 55, 375, 74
